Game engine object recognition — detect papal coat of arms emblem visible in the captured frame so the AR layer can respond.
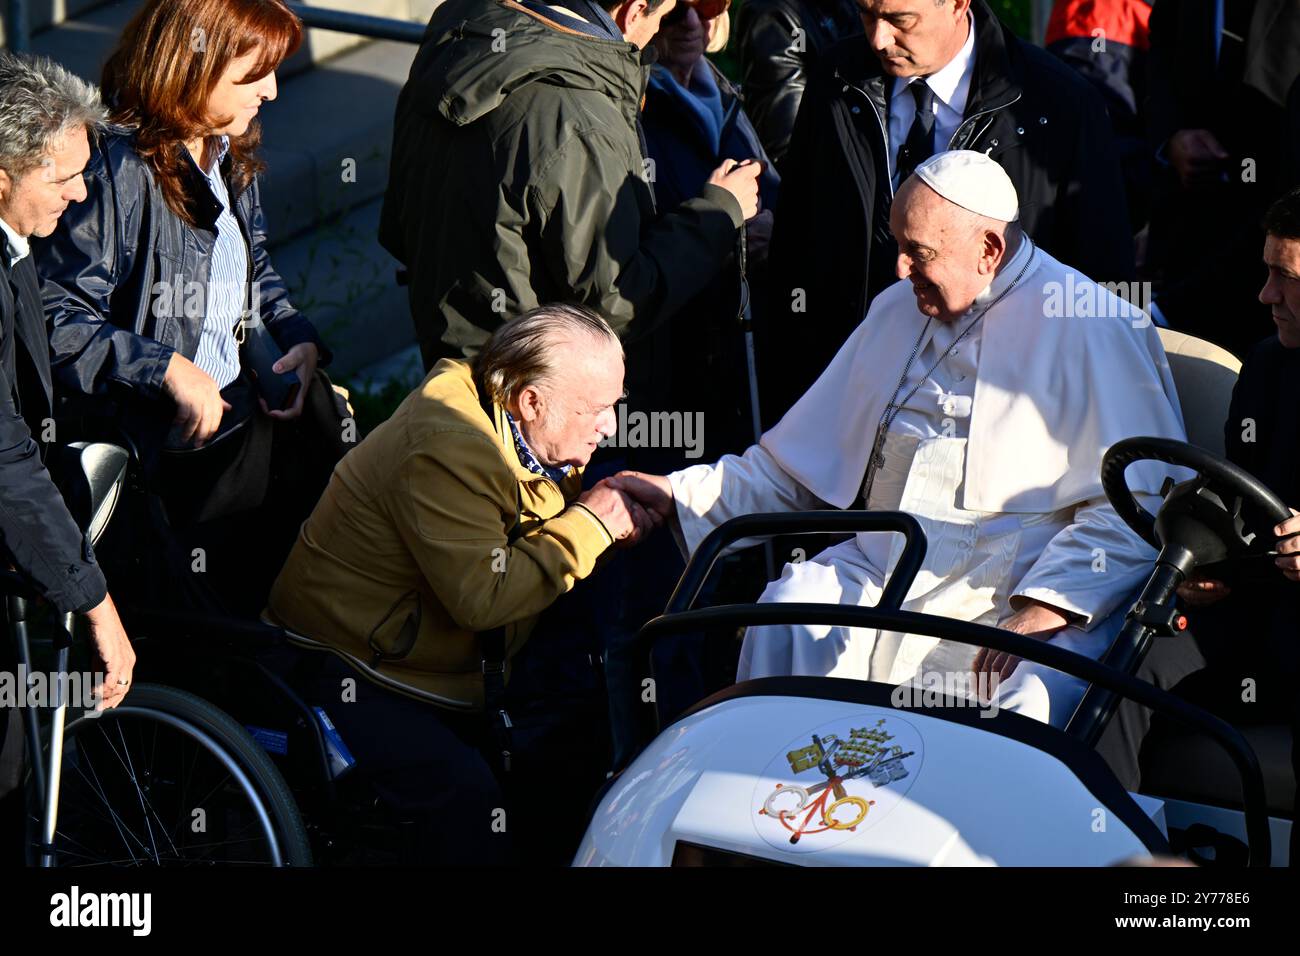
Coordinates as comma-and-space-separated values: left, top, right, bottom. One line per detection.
752, 714, 923, 852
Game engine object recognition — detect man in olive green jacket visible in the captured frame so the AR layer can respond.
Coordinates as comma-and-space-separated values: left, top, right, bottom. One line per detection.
379, 0, 763, 373
264, 305, 652, 864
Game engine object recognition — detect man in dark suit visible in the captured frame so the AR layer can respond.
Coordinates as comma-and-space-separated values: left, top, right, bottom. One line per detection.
0, 52, 135, 858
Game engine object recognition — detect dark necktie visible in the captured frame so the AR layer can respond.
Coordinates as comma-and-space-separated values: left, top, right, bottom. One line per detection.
896, 80, 936, 185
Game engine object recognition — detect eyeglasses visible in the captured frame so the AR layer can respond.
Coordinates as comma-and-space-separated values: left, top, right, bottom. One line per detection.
662, 0, 731, 26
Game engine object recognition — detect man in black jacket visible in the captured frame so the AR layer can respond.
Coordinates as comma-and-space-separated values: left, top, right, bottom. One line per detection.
756, 0, 1134, 423
736, 0, 863, 168
0, 52, 135, 858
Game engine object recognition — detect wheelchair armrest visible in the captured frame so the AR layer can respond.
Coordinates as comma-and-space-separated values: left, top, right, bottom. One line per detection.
0, 568, 40, 601
64, 442, 131, 547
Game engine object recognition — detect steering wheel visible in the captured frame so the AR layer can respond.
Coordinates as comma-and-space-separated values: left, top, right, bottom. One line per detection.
1102, 437, 1291, 575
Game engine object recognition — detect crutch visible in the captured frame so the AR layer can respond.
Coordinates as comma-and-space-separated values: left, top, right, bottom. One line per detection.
736, 217, 777, 581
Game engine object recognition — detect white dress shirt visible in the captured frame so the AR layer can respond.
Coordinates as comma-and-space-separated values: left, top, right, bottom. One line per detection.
887, 13, 977, 189
0, 216, 31, 268
189, 136, 248, 389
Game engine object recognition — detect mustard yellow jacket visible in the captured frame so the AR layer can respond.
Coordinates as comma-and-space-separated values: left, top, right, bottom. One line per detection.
266, 359, 614, 710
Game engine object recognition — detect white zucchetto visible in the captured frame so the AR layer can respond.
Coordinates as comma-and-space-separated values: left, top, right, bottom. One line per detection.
912, 150, 1020, 223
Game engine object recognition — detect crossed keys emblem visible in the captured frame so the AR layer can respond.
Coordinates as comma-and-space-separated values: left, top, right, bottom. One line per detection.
758, 720, 915, 844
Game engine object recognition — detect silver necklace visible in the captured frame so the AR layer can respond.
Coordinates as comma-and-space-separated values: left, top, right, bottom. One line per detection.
862, 239, 1035, 502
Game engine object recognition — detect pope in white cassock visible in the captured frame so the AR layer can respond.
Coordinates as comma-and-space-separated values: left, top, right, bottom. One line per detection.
609, 150, 1188, 728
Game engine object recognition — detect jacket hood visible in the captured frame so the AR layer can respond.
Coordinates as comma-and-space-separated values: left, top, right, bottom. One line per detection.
408, 0, 648, 126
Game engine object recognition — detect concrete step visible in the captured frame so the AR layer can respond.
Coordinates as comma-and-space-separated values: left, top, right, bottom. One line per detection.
257, 35, 417, 242
24, 0, 418, 87
0, 0, 108, 48
283, 0, 419, 79
268, 196, 415, 379
26, 0, 139, 80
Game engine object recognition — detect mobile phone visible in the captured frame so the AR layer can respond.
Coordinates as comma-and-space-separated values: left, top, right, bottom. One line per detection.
241, 318, 302, 411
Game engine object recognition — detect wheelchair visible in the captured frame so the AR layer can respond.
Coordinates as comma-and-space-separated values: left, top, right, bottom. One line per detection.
9, 431, 425, 866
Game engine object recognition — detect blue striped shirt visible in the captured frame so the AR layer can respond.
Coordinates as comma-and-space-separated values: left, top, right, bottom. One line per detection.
189, 137, 247, 388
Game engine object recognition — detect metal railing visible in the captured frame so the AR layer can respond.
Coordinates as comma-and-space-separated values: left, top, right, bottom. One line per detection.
293, 4, 426, 44
3, 1, 426, 53
5, 1, 1056, 56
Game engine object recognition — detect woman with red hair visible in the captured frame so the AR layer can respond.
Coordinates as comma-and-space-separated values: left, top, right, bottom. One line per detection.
34, 0, 344, 614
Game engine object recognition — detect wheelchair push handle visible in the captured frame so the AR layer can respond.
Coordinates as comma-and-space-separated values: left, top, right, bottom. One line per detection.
0, 569, 40, 602
663, 510, 928, 616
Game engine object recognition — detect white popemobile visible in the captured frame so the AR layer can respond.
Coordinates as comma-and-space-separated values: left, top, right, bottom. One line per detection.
575, 436, 1294, 866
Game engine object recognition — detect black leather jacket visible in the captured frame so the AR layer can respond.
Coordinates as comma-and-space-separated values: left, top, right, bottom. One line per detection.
32, 127, 329, 456
736, 0, 863, 167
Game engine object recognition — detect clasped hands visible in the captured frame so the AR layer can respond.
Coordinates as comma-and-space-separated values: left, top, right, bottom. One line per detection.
576, 470, 674, 549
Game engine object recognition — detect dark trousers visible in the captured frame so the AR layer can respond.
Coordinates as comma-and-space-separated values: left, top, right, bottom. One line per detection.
584, 449, 752, 770
262, 581, 612, 866
1095, 631, 1211, 792
1097, 600, 1299, 795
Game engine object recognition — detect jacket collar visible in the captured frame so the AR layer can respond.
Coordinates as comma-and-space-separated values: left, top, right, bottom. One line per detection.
471, 366, 578, 490
505, 410, 574, 483
517, 0, 622, 40
645, 59, 739, 152
174, 137, 238, 231
961, 0, 1022, 116
432, 0, 647, 128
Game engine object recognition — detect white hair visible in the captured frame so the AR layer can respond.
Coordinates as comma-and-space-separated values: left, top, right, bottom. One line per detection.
473, 303, 623, 407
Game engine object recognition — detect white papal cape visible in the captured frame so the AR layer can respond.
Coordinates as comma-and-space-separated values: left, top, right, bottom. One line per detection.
668, 240, 1189, 726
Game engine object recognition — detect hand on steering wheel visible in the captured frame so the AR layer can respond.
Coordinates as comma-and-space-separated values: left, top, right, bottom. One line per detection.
1274, 509, 1300, 582
1102, 437, 1292, 580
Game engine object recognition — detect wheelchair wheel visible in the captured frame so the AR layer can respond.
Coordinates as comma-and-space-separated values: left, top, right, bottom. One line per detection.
26, 683, 312, 866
